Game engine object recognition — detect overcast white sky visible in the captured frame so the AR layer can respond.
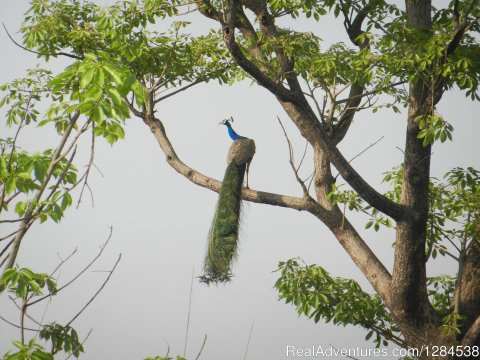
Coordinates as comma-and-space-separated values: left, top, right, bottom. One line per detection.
1, 1, 479, 359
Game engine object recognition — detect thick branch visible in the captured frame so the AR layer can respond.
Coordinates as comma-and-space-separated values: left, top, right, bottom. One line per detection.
311, 145, 392, 304
332, 84, 364, 143
221, 28, 299, 103
241, 0, 303, 94
457, 238, 480, 340
142, 114, 311, 211
390, 0, 444, 348
462, 315, 480, 346
216, 0, 302, 104
317, 133, 406, 221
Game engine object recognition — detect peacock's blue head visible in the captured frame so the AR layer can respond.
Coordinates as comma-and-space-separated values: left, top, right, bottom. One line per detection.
220, 117, 242, 140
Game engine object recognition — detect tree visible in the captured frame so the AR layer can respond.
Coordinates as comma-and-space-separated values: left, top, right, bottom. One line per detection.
1, 0, 480, 359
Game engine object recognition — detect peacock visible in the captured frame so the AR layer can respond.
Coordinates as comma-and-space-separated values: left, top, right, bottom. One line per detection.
200, 118, 256, 284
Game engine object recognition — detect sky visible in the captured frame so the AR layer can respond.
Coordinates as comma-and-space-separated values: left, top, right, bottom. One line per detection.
1, 1, 479, 360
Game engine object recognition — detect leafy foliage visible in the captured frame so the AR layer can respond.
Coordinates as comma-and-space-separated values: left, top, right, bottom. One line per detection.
0, 267, 86, 359
0, 267, 57, 299
3, 339, 54, 360
40, 324, 84, 358
275, 259, 400, 348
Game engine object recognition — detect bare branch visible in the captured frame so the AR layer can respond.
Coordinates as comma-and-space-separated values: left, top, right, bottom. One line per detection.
9, 295, 43, 327
306, 82, 325, 123
27, 228, 114, 307
65, 253, 121, 327
183, 268, 195, 359
334, 81, 407, 106
0, 227, 25, 242
77, 125, 96, 208
50, 248, 79, 277
0, 314, 39, 332
277, 116, 309, 195
0, 239, 14, 260
354, 136, 384, 162
154, 79, 204, 104
297, 139, 309, 173
243, 321, 254, 360
64, 329, 93, 360
195, 334, 208, 360
0, 217, 27, 224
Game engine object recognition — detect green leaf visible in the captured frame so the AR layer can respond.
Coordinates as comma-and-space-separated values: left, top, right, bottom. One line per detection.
34, 160, 47, 182
5, 177, 16, 194
103, 63, 123, 84
80, 66, 96, 88
91, 105, 105, 123
106, 88, 123, 105
93, 67, 105, 88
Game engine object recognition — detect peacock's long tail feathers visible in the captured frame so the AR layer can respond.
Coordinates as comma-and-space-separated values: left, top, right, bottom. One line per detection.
201, 161, 246, 284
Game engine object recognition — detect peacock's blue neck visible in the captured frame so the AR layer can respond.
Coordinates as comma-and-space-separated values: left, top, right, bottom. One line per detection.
225, 123, 243, 140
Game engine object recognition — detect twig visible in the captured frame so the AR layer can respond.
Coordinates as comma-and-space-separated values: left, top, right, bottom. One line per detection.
64, 329, 93, 360
50, 248, 79, 277
20, 300, 26, 343
335, 81, 406, 105
277, 116, 309, 195
195, 334, 208, 360
454, 216, 469, 314
183, 268, 195, 358
306, 82, 325, 123
154, 79, 204, 104
0, 227, 25, 242
243, 320, 255, 360
27, 228, 114, 307
349, 136, 384, 164
0, 217, 27, 224
306, 171, 316, 193
0, 315, 38, 332
0, 239, 14, 259
296, 140, 309, 173
163, 339, 171, 359
77, 125, 96, 208
10, 295, 43, 327
65, 253, 121, 327
334, 136, 384, 180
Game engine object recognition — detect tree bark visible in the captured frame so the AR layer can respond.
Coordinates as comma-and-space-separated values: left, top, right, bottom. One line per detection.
389, 1, 447, 354
458, 240, 480, 344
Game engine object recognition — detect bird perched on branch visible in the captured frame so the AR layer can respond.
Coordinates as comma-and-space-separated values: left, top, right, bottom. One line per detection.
200, 117, 255, 284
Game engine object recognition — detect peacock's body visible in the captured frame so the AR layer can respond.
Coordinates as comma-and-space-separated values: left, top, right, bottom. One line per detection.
201, 119, 255, 284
